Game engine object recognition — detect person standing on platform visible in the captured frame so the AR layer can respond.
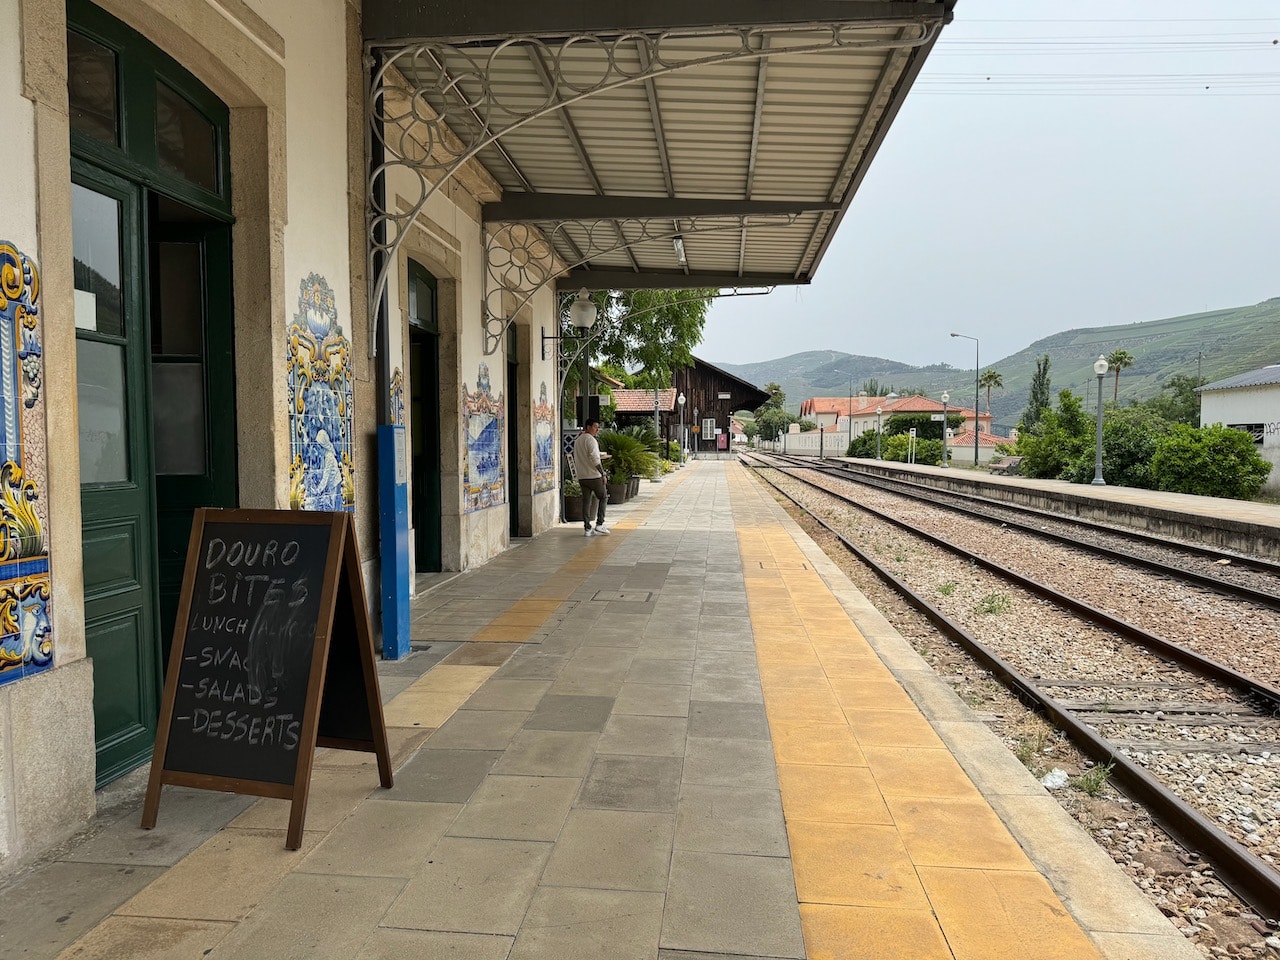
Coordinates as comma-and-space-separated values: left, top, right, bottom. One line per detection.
573, 419, 611, 537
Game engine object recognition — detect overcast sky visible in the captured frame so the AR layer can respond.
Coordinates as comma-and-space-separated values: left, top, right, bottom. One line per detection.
699, 1, 1280, 369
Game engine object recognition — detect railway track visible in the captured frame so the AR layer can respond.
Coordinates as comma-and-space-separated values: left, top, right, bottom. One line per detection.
768, 452, 1280, 605
742, 453, 1280, 918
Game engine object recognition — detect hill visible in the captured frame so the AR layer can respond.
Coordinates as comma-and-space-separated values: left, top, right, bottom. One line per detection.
713, 298, 1280, 432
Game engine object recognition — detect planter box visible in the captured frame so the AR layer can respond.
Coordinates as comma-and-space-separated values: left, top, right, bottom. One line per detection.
607, 482, 628, 504
563, 495, 583, 522
629, 475, 640, 498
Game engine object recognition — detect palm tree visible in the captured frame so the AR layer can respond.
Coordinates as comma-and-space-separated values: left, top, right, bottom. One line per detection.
1106, 349, 1135, 403
977, 368, 1004, 415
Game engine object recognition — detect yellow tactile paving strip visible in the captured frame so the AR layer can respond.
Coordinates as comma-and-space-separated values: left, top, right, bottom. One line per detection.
726, 465, 1103, 960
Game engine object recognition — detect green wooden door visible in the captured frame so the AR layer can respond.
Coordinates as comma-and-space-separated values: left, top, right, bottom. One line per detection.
68, 1, 236, 784
408, 262, 441, 571
150, 204, 237, 661
73, 166, 162, 785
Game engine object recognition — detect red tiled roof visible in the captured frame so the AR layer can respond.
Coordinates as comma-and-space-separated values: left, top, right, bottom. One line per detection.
610, 388, 678, 413
950, 430, 1006, 447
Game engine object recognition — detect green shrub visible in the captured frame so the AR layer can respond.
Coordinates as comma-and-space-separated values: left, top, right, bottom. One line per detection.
1061, 406, 1174, 487
615, 424, 664, 456
599, 430, 659, 480
562, 478, 581, 497
883, 434, 945, 466
1150, 423, 1272, 499
846, 429, 880, 458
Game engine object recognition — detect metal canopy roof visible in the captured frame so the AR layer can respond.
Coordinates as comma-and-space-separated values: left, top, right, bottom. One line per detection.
365, 0, 953, 341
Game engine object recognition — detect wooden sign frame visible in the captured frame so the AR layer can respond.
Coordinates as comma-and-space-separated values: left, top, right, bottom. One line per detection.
142, 508, 392, 849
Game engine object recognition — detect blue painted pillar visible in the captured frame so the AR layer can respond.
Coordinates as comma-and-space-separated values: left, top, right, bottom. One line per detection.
378, 424, 411, 660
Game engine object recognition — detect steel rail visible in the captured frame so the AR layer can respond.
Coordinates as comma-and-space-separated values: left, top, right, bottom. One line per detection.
781, 456, 1280, 612
747, 456, 1280, 708
813, 455, 1280, 578
745, 459, 1280, 918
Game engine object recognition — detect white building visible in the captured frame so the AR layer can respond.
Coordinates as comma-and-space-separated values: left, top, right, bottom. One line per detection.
1199, 364, 1280, 495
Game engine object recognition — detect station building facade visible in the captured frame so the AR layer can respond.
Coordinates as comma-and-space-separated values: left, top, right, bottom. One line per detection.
1, 0, 951, 872
1, 0, 566, 873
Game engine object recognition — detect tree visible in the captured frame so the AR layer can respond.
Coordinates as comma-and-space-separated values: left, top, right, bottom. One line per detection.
1022, 355, 1052, 432
757, 382, 787, 413
978, 368, 1004, 414
1016, 389, 1091, 479
563, 288, 714, 396
1138, 374, 1206, 426
1106, 348, 1135, 403
755, 407, 794, 441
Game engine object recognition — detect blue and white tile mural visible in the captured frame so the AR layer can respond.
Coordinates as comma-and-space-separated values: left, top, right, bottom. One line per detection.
462, 362, 505, 513
390, 367, 405, 426
287, 273, 355, 512
0, 243, 52, 687
533, 381, 554, 493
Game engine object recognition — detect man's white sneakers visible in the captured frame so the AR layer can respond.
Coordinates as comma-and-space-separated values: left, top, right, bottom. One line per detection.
593, 525, 611, 535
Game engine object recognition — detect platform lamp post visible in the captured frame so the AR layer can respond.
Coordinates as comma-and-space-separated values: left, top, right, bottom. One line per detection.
940, 391, 950, 468
1092, 354, 1109, 485
951, 332, 979, 467
678, 391, 686, 462
875, 406, 883, 459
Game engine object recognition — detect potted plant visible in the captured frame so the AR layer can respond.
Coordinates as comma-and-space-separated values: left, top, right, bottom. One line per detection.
562, 478, 583, 522
607, 464, 629, 504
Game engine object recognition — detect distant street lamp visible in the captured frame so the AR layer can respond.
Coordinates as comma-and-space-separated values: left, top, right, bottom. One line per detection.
876, 406, 883, 460
951, 332, 979, 467
678, 391, 686, 461
940, 391, 950, 468
1092, 354, 1109, 485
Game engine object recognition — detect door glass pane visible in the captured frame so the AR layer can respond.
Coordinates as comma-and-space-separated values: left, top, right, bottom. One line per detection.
156, 82, 217, 192
153, 242, 204, 355
77, 340, 130, 483
71, 184, 124, 336
152, 363, 206, 475
67, 31, 119, 144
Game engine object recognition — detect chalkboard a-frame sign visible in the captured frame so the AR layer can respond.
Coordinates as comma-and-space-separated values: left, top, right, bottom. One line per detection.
142, 508, 392, 849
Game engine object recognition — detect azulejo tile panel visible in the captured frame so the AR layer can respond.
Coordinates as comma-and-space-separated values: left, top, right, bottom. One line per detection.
534, 381, 554, 493
287, 273, 355, 512
463, 362, 504, 513
390, 367, 405, 426
0, 242, 52, 687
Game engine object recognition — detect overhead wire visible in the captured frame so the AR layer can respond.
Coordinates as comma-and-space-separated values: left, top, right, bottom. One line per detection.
915, 22, 1279, 96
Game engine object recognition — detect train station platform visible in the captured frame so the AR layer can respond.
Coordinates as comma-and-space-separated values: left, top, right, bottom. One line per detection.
834, 456, 1280, 559
5, 461, 1199, 960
